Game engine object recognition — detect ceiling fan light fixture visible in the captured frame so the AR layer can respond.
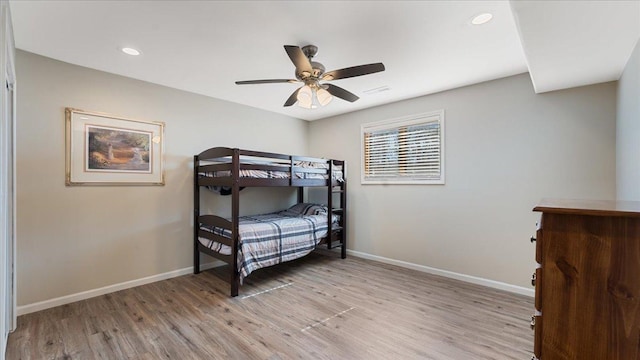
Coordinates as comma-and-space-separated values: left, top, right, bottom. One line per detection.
236, 45, 385, 108
316, 88, 333, 106
297, 85, 313, 109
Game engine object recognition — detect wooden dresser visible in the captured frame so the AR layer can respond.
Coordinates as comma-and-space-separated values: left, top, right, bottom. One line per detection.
531, 199, 640, 360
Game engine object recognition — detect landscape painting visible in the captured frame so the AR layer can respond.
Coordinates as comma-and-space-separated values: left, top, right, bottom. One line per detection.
86, 125, 151, 173
66, 108, 164, 186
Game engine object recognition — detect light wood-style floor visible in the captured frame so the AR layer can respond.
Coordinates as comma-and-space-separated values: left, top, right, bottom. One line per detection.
7, 252, 534, 359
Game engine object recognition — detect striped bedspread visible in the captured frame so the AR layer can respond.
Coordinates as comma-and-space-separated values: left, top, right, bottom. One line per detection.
199, 212, 332, 282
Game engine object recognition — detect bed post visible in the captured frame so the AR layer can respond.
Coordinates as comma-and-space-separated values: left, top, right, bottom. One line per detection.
327, 160, 334, 250
341, 161, 347, 259
230, 148, 241, 297
193, 155, 201, 274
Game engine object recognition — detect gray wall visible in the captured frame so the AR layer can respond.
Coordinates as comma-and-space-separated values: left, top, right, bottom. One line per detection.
16, 48, 622, 306
308, 73, 617, 289
16, 51, 308, 306
617, 39, 640, 200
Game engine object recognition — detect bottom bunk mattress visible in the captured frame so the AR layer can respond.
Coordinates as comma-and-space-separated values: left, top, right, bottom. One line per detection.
198, 204, 335, 282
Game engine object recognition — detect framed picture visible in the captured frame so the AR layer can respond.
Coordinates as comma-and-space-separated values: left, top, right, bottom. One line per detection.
65, 108, 165, 186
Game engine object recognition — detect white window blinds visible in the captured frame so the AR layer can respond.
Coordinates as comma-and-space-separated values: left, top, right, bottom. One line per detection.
362, 111, 445, 184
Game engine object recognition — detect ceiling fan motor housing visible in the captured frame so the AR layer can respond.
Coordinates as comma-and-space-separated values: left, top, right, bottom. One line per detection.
296, 62, 325, 82
296, 45, 325, 81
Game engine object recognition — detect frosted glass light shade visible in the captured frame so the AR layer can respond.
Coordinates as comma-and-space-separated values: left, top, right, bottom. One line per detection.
316, 88, 333, 106
297, 85, 313, 108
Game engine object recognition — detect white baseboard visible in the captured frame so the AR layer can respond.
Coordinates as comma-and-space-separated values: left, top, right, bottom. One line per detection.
18, 251, 534, 316
17, 261, 222, 316
347, 249, 535, 297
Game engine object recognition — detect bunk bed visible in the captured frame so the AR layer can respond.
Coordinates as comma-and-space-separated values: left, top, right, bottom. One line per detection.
193, 147, 346, 297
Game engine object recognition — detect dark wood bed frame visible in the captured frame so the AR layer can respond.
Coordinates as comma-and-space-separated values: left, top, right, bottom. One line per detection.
193, 147, 346, 297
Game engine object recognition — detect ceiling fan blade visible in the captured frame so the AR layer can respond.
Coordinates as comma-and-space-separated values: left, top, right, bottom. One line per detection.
236, 79, 298, 85
322, 63, 385, 81
284, 45, 312, 73
284, 87, 302, 107
324, 83, 359, 102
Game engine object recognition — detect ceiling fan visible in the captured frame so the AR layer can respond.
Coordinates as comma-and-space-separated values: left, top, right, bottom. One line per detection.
235, 45, 385, 108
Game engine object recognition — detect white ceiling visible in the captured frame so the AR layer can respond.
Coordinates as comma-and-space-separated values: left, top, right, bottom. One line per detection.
9, 1, 640, 121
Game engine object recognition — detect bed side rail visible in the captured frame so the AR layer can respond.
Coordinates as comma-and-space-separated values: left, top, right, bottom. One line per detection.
199, 214, 232, 230
291, 155, 331, 180
198, 228, 234, 248
197, 215, 234, 246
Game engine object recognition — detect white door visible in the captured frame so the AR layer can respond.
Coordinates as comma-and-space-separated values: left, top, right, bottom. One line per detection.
3, 76, 14, 336
1, 78, 13, 357
0, 1, 15, 358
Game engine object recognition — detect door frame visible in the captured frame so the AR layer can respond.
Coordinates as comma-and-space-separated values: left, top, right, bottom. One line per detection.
1, 1, 16, 358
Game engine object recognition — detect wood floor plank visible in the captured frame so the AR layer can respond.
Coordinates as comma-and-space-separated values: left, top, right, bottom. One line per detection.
7, 253, 534, 359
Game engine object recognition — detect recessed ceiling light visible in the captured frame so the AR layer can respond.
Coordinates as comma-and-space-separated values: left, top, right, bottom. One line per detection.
471, 13, 493, 25
121, 47, 141, 56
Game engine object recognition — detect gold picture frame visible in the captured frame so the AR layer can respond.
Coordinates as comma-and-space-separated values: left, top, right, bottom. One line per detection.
65, 108, 165, 186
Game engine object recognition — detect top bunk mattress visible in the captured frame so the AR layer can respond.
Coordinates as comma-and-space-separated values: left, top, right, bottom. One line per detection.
199, 161, 343, 182
195, 147, 344, 183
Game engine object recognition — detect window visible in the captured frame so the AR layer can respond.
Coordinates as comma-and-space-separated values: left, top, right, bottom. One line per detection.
361, 110, 445, 184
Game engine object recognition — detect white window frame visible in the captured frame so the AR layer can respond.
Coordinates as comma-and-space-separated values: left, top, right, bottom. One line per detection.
361, 110, 445, 185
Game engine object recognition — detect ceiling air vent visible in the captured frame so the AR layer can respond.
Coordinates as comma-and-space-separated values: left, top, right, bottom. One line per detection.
363, 86, 391, 95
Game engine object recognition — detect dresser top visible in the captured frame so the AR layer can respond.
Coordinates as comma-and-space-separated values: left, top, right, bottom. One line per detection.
534, 199, 640, 217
